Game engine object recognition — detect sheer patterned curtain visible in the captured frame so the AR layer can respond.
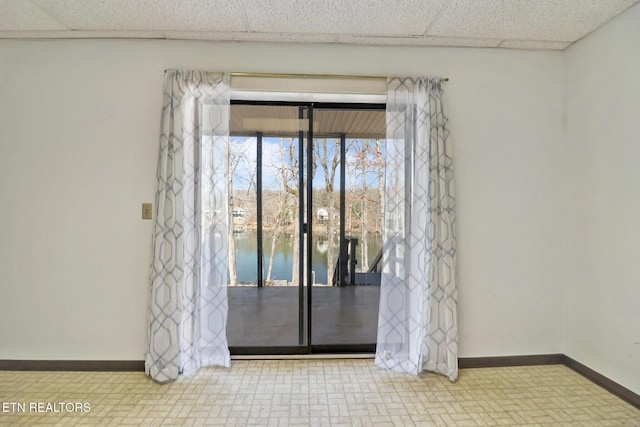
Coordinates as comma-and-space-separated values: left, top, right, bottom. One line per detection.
145, 70, 231, 383
375, 77, 458, 381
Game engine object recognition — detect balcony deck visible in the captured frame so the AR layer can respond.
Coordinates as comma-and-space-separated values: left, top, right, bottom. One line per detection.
227, 285, 380, 349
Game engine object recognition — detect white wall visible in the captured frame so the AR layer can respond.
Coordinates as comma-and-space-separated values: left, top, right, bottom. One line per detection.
564, 3, 640, 394
0, 40, 565, 360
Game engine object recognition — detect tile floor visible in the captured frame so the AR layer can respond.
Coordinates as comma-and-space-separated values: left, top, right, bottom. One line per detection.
1, 359, 639, 426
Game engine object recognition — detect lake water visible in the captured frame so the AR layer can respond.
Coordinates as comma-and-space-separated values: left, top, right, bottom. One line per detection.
233, 231, 382, 285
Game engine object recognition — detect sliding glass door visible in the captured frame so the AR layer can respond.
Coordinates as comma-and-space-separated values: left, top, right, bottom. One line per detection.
226, 101, 384, 354
311, 107, 385, 350
226, 103, 309, 352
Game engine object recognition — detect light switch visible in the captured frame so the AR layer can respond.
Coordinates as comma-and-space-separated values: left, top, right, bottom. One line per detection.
142, 203, 153, 220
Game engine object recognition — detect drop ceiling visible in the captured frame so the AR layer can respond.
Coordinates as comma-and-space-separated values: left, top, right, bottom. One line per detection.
0, 0, 638, 50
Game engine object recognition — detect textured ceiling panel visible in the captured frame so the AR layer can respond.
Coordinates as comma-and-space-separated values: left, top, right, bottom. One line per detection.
428, 0, 639, 42
1, 0, 638, 50
32, 0, 247, 32
243, 0, 447, 36
0, 0, 67, 30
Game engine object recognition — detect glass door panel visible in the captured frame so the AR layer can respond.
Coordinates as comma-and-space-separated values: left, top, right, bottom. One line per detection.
227, 104, 308, 349
311, 108, 385, 347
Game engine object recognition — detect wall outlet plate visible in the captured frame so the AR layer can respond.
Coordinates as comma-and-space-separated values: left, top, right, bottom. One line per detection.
142, 203, 153, 220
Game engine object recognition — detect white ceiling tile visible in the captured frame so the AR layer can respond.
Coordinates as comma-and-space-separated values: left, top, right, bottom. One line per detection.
31, 0, 247, 32
499, 40, 572, 50
1, 0, 639, 49
427, 0, 639, 42
0, 0, 68, 30
243, 0, 448, 36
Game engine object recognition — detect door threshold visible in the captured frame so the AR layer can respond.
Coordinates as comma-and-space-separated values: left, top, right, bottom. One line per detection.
231, 353, 375, 360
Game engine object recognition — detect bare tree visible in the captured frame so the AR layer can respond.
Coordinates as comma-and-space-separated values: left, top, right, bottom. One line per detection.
348, 138, 383, 272
227, 149, 240, 286
278, 137, 301, 285
315, 137, 340, 285
374, 138, 385, 271
265, 189, 291, 283
228, 139, 255, 286
375, 138, 385, 236
359, 144, 369, 271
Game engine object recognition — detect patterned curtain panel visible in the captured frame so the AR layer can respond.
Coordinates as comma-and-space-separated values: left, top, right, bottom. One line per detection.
145, 70, 231, 383
375, 77, 458, 381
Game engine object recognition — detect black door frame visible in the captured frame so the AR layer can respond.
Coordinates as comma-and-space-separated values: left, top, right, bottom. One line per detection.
229, 100, 385, 355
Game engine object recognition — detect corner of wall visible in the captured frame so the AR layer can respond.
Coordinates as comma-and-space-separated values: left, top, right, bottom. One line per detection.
559, 2, 640, 395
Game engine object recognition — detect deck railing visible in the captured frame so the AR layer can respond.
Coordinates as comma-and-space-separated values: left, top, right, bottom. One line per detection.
332, 237, 381, 286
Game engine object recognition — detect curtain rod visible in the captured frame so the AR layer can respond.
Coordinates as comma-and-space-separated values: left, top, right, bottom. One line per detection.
230, 72, 449, 82
163, 70, 448, 82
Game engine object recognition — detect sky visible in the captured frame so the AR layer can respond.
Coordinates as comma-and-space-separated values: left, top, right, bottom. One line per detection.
231, 136, 384, 192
